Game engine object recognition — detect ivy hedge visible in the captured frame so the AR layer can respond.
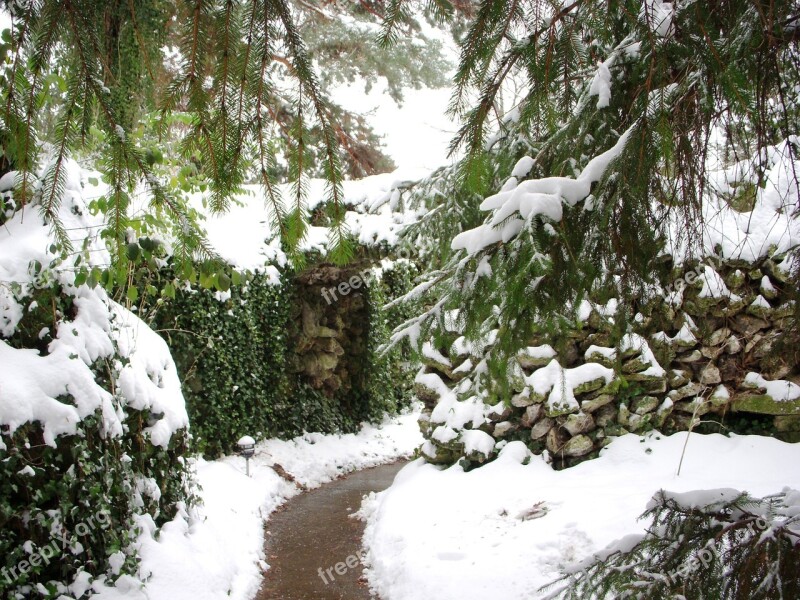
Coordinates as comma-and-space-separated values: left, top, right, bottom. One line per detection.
154, 262, 416, 458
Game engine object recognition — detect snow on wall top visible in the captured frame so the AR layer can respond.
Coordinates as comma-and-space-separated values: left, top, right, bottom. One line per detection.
192, 167, 428, 272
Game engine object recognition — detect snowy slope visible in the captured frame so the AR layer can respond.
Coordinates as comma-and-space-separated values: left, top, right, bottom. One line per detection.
361, 432, 800, 600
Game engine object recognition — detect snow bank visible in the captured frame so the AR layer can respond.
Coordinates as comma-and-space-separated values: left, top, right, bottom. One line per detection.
361, 432, 800, 600
0, 160, 187, 450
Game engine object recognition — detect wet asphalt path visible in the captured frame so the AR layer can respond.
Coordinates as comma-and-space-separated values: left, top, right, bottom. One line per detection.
256, 460, 407, 600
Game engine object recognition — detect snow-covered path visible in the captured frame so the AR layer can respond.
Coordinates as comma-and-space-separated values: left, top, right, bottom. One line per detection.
92, 407, 423, 600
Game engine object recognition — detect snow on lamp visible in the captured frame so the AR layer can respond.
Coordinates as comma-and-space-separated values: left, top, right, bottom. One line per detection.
237, 435, 256, 477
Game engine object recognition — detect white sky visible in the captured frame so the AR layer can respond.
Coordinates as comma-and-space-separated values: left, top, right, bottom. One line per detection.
331, 79, 458, 173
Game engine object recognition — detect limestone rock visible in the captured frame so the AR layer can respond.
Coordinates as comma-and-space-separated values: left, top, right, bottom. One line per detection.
521, 404, 543, 428
669, 369, 690, 388
594, 404, 617, 427
581, 393, 614, 413
625, 372, 667, 393
488, 404, 511, 422
775, 415, 800, 432
493, 421, 516, 437
700, 346, 724, 360
632, 395, 659, 415
762, 258, 788, 283
546, 427, 568, 454
760, 276, 778, 300
707, 327, 731, 346
724, 335, 742, 354
517, 345, 557, 370
618, 403, 631, 427
674, 398, 712, 416
563, 413, 595, 436
746, 295, 773, 319
511, 391, 534, 408
655, 399, 674, 427
709, 384, 731, 407
747, 267, 763, 280
733, 393, 800, 416
622, 356, 651, 374
730, 313, 770, 337
699, 363, 721, 385
725, 269, 746, 290
585, 347, 616, 368
676, 349, 703, 363
573, 376, 608, 396
531, 417, 554, 440
669, 381, 702, 401
414, 380, 442, 405
627, 413, 653, 433
717, 355, 741, 382
562, 435, 594, 457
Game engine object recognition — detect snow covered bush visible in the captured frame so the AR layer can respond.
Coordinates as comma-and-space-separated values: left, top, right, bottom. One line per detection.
0, 164, 193, 597
544, 488, 800, 600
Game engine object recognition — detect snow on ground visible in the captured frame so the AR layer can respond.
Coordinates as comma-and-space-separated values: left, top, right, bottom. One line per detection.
360, 432, 800, 600
93, 406, 423, 600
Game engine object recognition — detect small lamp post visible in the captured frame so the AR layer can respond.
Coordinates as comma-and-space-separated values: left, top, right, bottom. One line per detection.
237, 435, 256, 477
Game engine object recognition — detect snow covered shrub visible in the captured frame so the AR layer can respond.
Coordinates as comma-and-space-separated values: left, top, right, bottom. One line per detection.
544, 488, 800, 600
0, 165, 193, 597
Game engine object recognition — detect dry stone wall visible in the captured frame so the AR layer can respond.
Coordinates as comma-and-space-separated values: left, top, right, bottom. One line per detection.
290, 264, 372, 396
415, 254, 799, 468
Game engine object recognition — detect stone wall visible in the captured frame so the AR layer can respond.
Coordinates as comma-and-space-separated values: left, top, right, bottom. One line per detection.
415, 254, 799, 468
289, 264, 372, 396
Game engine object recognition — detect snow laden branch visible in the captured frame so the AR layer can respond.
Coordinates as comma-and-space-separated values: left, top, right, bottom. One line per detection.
542, 488, 800, 599
452, 124, 635, 255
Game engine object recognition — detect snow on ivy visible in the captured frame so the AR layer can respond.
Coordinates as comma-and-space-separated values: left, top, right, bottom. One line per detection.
0, 159, 188, 450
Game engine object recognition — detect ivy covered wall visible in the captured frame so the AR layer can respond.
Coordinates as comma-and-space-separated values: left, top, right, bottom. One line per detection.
154, 261, 415, 458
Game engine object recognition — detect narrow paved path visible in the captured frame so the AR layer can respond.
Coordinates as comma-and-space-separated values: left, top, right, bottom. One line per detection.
257, 461, 407, 600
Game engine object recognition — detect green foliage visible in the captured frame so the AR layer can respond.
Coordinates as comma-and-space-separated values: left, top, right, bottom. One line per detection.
154, 271, 292, 457
379, 259, 422, 405
153, 264, 411, 458
544, 489, 800, 599
0, 419, 192, 597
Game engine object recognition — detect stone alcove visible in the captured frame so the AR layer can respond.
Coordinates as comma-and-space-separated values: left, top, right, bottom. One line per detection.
288, 263, 374, 398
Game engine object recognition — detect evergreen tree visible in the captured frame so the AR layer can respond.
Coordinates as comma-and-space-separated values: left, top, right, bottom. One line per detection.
387, 0, 800, 385
542, 488, 800, 599
0, 0, 458, 278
